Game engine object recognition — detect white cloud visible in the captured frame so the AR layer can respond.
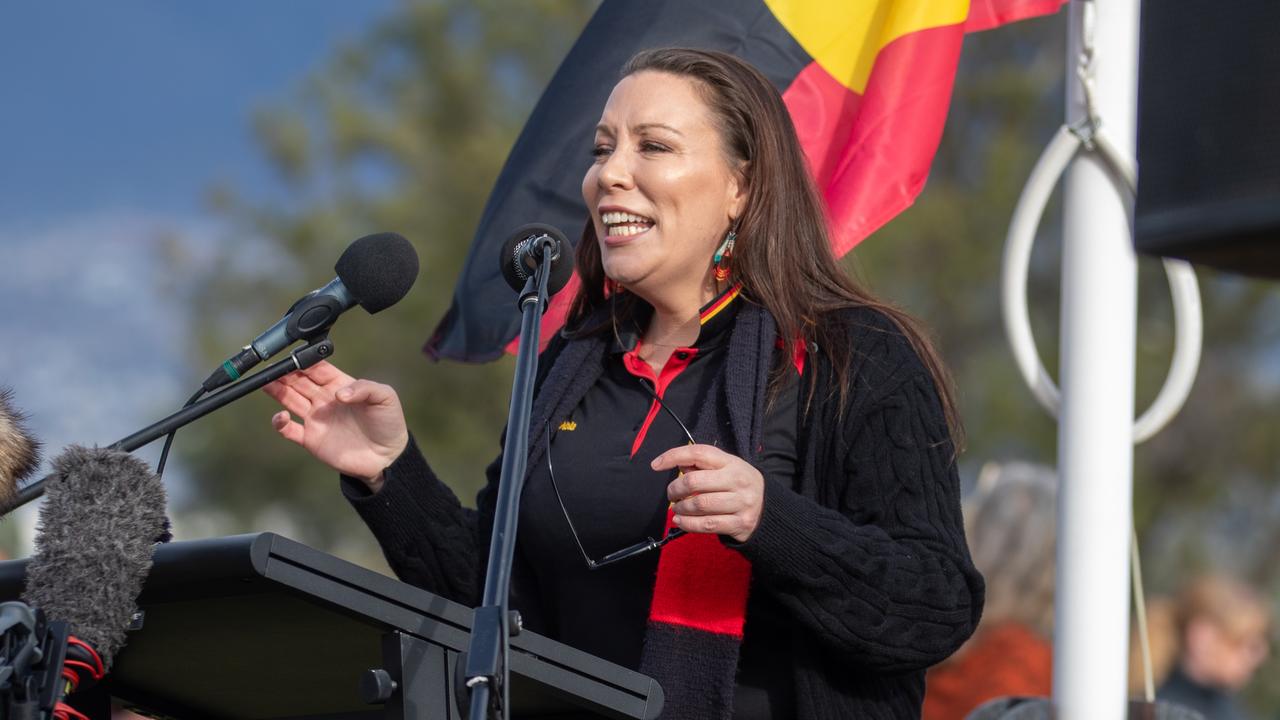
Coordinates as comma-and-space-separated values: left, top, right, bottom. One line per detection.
0, 208, 224, 555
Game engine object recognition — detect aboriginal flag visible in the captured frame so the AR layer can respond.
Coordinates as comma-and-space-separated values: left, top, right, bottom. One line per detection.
426, 0, 1066, 362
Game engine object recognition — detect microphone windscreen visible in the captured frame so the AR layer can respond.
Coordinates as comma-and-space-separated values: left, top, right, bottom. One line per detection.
21, 446, 168, 668
0, 387, 41, 503
500, 223, 574, 295
334, 232, 420, 313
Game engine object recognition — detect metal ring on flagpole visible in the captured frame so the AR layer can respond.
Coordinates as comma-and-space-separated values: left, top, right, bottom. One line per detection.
1001, 124, 1203, 444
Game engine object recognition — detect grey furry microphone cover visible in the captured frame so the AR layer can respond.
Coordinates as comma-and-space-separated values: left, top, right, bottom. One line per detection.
21, 446, 168, 667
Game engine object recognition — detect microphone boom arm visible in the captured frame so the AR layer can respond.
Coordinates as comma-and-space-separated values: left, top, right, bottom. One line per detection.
1, 338, 337, 515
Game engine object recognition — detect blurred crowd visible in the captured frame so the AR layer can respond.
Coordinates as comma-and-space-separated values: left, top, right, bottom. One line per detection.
923, 461, 1274, 720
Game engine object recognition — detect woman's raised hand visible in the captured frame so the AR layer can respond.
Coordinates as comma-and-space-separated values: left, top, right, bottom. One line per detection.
263, 361, 409, 492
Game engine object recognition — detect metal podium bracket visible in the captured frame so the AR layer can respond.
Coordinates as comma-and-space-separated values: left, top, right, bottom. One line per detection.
371, 631, 451, 720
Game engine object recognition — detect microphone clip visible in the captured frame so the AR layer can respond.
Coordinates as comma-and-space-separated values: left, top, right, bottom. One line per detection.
512, 232, 561, 277
282, 292, 346, 345
515, 234, 561, 310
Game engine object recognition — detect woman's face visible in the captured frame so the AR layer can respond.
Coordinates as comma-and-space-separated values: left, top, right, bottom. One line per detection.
582, 71, 746, 306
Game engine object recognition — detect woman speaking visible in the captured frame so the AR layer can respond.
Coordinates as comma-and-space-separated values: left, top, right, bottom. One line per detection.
265, 48, 984, 720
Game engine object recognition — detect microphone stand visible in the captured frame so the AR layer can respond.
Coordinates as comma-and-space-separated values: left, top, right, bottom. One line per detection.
464, 236, 555, 720
1, 338, 336, 515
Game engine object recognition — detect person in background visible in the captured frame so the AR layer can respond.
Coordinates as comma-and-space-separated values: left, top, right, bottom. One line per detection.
1155, 574, 1271, 720
923, 461, 1056, 720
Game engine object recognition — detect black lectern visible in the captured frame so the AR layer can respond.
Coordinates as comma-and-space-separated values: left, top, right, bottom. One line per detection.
0, 533, 664, 720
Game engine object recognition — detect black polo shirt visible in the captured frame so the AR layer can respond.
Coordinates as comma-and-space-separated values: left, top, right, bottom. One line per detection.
517, 286, 799, 718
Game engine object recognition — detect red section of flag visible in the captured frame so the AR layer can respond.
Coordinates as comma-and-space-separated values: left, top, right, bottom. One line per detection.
965, 0, 1067, 33
504, 272, 581, 355
784, 23, 965, 256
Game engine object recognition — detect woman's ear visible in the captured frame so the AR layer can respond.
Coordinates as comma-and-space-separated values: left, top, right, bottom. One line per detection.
727, 161, 750, 220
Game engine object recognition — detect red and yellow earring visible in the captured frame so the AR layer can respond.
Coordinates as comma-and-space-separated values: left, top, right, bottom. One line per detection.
713, 227, 737, 282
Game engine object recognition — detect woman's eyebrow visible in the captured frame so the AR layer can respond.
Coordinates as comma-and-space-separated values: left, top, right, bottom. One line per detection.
594, 122, 684, 136
634, 122, 683, 136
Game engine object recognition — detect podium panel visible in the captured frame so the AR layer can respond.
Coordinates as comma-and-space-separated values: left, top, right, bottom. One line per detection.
0, 533, 663, 720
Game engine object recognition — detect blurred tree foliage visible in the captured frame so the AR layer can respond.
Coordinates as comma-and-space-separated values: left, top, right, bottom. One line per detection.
169, 0, 597, 565
173, 1, 1278, 707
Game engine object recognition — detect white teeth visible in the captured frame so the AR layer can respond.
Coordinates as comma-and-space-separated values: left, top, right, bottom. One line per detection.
601, 211, 653, 225
602, 210, 654, 237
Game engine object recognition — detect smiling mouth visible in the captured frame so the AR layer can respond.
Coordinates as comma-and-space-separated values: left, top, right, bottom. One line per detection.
602, 211, 655, 237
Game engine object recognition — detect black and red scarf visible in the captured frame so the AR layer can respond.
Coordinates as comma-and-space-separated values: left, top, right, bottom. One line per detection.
527, 302, 777, 719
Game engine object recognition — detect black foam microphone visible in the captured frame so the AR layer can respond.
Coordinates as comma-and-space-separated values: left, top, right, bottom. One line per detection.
499, 223, 573, 295
0, 388, 41, 504
21, 446, 168, 675
202, 232, 419, 391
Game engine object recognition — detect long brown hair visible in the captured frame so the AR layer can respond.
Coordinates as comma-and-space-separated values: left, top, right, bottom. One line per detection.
567, 48, 961, 444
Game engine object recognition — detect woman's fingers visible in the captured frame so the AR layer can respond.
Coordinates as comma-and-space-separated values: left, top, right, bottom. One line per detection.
281, 371, 330, 402
263, 379, 287, 404
671, 511, 748, 537
666, 469, 734, 502
264, 379, 314, 416
268, 363, 350, 406
672, 490, 741, 517
651, 443, 728, 472
265, 364, 390, 418
271, 411, 305, 446
299, 360, 354, 387
335, 379, 398, 407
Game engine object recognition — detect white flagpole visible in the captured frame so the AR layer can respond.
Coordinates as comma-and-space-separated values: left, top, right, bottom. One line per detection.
1054, 0, 1141, 717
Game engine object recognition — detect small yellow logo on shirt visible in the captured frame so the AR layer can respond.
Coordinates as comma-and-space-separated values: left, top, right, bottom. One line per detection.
558, 420, 578, 431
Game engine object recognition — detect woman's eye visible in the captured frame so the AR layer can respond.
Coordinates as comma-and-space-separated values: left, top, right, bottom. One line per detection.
641, 142, 669, 153
591, 145, 612, 158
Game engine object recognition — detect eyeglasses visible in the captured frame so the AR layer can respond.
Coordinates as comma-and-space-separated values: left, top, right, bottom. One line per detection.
544, 379, 693, 570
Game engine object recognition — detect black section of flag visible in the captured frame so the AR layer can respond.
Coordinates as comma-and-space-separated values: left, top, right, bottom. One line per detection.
425, 0, 810, 362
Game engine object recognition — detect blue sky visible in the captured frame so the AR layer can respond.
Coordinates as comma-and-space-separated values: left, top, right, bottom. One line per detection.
1, 1, 395, 220
0, 2, 397, 550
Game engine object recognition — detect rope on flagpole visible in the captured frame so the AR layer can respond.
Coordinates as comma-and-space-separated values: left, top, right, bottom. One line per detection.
999, 103, 1202, 446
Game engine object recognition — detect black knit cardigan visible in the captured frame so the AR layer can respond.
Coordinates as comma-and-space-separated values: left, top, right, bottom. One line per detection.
342, 304, 985, 719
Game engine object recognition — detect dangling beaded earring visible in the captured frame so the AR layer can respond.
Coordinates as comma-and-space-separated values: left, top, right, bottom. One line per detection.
713, 226, 737, 282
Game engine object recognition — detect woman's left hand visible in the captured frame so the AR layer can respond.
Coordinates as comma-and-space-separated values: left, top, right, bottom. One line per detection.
653, 444, 764, 543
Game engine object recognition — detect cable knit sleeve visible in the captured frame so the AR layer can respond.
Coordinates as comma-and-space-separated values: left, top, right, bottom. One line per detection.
731, 318, 984, 672
340, 437, 500, 607
337, 333, 570, 607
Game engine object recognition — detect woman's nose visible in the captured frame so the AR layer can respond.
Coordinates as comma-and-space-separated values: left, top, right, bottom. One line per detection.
597, 144, 634, 190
